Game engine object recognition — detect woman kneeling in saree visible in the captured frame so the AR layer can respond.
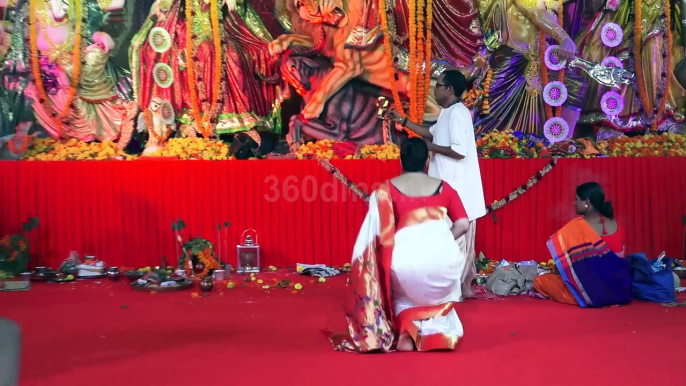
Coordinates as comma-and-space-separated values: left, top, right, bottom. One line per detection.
335, 138, 470, 353
534, 182, 632, 308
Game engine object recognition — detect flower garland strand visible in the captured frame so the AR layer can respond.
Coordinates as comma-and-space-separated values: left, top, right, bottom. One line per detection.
29, 0, 83, 138
408, 0, 417, 123
378, 0, 419, 137
415, 0, 425, 123
202, 0, 222, 134
487, 158, 558, 218
555, 5, 564, 118
633, 0, 673, 131
539, 31, 553, 120
316, 158, 371, 201
144, 109, 172, 142
185, 0, 221, 138
314, 155, 558, 212
422, 0, 434, 119
8, 136, 30, 154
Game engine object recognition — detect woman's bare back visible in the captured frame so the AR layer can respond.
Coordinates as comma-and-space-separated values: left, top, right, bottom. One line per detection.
390, 173, 443, 197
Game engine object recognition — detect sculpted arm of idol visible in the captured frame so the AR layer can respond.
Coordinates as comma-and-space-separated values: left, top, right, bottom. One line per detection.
513, 0, 576, 59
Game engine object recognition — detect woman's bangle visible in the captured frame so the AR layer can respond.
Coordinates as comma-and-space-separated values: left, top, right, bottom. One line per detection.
402, 117, 408, 126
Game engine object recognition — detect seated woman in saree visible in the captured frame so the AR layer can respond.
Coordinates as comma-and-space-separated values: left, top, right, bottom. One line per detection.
334, 138, 470, 353
534, 182, 632, 308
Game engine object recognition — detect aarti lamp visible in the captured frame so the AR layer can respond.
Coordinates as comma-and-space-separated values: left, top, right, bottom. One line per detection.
237, 229, 260, 274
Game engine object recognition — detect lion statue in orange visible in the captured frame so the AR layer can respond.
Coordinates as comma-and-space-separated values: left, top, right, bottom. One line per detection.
268, 0, 485, 122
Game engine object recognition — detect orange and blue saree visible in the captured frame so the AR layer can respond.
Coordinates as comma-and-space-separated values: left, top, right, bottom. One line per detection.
541, 218, 633, 308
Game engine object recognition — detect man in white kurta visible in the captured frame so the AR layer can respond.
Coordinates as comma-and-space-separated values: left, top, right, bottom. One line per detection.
427, 101, 486, 299
390, 70, 486, 300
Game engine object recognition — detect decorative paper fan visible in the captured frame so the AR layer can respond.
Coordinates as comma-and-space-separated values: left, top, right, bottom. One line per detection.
543, 81, 568, 107
153, 63, 174, 89
543, 117, 569, 144
601, 56, 624, 69
149, 27, 172, 54
160, 100, 176, 125
600, 91, 624, 116
601, 23, 623, 48
544, 45, 567, 71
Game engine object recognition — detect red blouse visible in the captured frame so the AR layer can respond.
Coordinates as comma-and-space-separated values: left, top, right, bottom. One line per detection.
389, 181, 468, 230
600, 225, 626, 257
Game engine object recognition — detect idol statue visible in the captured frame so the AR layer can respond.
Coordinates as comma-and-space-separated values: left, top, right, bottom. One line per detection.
25, 27, 138, 142
6, 0, 138, 141
572, 0, 685, 132
269, 0, 486, 125
129, 0, 281, 138
473, 0, 584, 136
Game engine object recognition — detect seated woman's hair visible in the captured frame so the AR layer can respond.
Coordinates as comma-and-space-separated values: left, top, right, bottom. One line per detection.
400, 138, 429, 172
576, 182, 614, 219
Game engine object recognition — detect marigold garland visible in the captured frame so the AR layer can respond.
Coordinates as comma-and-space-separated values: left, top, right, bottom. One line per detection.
555, 5, 564, 118
378, 0, 420, 137
415, 0, 424, 123
29, 0, 83, 138
379, 0, 406, 123
633, 0, 673, 131
540, 3, 565, 119
185, 0, 221, 139
539, 31, 553, 120
422, 0, 433, 119
144, 109, 172, 142
487, 158, 558, 214
7, 136, 30, 154
483, 69, 493, 113
408, 0, 417, 123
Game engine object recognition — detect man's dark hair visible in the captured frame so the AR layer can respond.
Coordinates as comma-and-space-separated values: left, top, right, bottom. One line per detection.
441, 70, 467, 98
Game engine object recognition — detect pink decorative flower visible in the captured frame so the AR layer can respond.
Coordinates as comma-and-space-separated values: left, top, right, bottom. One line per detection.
601, 56, 624, 69
544, 117, 569, 144
545, 45, 567, 71
600, 91, 624, 116
543, 82, 568, 107
606, 0, 619, 11
601, 23, 623, 48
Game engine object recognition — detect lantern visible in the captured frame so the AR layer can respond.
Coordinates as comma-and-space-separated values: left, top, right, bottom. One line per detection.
237, 229, 260, 274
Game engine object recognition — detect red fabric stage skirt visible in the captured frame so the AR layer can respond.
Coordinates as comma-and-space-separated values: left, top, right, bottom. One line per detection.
1, 158, 684, 268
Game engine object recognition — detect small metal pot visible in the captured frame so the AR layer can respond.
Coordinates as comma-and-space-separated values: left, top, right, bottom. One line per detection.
199, 276, 214, 293
107, 267, 120, 281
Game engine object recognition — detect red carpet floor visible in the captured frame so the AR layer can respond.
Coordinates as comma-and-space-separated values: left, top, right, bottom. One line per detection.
1, 275, 685, 386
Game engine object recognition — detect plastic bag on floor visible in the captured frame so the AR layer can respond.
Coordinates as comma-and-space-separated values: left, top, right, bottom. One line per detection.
296, 263, 340, 277
485, 263, 526, 296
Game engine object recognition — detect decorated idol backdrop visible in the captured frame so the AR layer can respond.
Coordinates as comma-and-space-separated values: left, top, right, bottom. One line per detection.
0, 0, 684, 158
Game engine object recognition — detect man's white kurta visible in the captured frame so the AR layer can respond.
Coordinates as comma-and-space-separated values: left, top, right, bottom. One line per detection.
427, 103, 486, 221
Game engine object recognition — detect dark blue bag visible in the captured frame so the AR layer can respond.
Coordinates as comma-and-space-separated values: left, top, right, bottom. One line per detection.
628, 252, 676, 303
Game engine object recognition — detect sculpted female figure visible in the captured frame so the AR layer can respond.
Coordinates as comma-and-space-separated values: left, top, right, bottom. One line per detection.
473, 0, 581, 135
572, 0, 685, 132
129, 0, 279, 137
18, 0, 137, 141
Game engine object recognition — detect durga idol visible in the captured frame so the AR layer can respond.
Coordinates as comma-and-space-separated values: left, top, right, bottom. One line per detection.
130, 0, 280, 137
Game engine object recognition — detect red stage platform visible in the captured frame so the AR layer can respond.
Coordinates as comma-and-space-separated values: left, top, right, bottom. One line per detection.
1, 158, 685, 268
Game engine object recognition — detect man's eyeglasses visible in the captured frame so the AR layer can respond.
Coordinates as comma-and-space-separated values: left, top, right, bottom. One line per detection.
435, 83, 449, 89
